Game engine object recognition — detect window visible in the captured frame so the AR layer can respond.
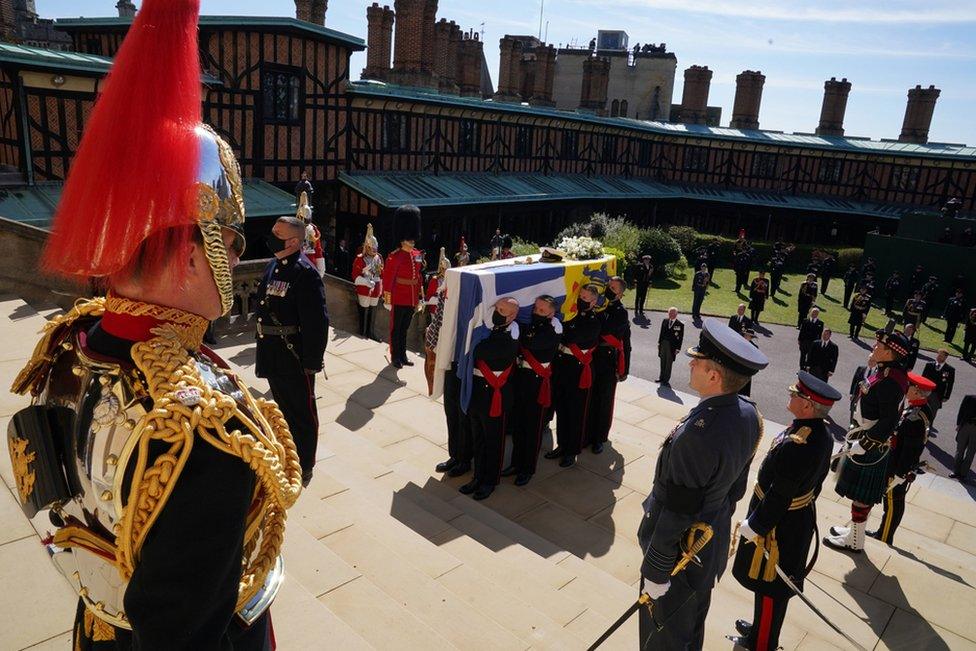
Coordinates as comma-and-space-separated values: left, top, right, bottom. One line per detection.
382, 113, 410, 152
817, 158, 844, 184
683, 146, 708, 172
515, 125, 533, 158
459, 120, 480, 155
262, 67, 301, 123
602, 136, 615, 163
610, 100, 619, 117
751, 152, 778, 179
561, 130, 578, 159
620, 100, 628, 118
638, 140, 653, 167
891, 165, 919, 191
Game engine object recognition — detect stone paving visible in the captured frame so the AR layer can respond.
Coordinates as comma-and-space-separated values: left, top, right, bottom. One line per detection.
1, 296, 975, 650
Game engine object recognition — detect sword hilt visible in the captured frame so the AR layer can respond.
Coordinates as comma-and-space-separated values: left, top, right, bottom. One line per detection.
672, 522, 713, 576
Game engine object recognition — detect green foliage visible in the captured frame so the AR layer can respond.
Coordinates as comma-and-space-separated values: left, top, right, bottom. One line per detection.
511, 236, 540, 257
637, 228, 684, 277
835, 248, 864, 272
665, 225, 699, 255
602, 221, 643, 260
603, 246, 627, 278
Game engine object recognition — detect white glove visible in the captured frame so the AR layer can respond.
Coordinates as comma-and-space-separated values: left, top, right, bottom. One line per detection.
847, 440, 866, 457
644, 579, 670, 600
889, 475, 906, 488
738, 518, 758, 543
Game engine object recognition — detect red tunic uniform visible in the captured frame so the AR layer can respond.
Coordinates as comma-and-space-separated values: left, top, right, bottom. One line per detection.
352, 252, 383, 306
382, 248, 424, 307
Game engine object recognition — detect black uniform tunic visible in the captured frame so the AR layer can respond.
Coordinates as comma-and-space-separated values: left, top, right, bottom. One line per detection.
877, 403, 931, 544
587, 299, 632, 445
469, 326, 519, 487
254, 251, 329, 477
553, 308, 601, 459
512, 317, 560, 476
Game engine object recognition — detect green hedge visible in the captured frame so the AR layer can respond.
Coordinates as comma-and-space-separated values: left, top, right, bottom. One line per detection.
637, 228, 684, 277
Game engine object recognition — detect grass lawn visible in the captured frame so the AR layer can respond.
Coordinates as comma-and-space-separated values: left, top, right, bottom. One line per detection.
622, 267, 961, 355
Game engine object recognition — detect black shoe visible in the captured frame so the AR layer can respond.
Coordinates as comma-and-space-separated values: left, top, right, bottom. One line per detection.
950, 472, 962, 479
500, 465, 517, 477
391, 360, 403, 369
728, 634, 753, 650
436, 458, 458, 473
866, 529, 880, 539
459, 480, 478, 495
591, 442, 604, 454
448, 462, 471, 478
734, 619, 752, 637
559, 456, 575, 468
402, 359, 415, 367
515, 474, 532, 486
543, 448, 562, 460
473, 486, 495, 501
301, 471, 314, 488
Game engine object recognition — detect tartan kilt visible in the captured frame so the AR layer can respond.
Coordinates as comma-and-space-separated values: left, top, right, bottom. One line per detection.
835, 446, 890, 504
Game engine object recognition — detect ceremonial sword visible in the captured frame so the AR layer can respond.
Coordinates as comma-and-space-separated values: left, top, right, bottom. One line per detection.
587, 524, 713, 650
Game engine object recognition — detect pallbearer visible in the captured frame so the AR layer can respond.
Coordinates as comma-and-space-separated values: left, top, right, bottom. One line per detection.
547, 284, 602, 467
871, 372, 936, 545
461, 297, 520, 501
587, 277, 632, 453
731, 372, 842, 651
504, 295, 561, 486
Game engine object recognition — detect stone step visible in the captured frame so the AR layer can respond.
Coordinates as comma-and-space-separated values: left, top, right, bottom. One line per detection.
270, 568, 373, 650
320, 523, 526, 650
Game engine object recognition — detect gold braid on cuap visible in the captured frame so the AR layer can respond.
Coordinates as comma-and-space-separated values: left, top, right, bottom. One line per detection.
117, 326, 302, 609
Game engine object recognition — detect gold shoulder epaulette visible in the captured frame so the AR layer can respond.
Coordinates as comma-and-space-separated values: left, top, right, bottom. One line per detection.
789, 426, 812, 444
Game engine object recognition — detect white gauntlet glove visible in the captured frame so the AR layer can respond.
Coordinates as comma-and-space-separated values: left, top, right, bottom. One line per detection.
644, 579, 670, 600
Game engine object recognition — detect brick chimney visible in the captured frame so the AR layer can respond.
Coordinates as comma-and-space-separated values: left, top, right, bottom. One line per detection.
899, 84, 940, 144
816, 77, 851, 136
434, 19, 461, 93
494, 36, 523, 102
457, 31, 484, 97
529, 44, 556, 107
678, 65, 712, 125
0, 0, 17, 41
390, 0, 437, 88
730, 70, 764, 129
420, 0, 438, 78
363, 3, 395, 81
295, 0, 327, 24
579, 56, 611, 115
116, 0, 136, 17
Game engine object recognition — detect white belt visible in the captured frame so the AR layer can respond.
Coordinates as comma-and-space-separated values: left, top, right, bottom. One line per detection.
519, 359, 551, 369
558, 344, 594, 356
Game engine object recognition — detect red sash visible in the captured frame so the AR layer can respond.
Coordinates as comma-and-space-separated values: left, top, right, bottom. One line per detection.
569, 343, 594, 389
520, 346, 552, 407
601, 334, 626, 376
475, 360, 513, 417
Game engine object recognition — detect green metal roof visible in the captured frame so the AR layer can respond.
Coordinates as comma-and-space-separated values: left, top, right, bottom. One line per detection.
0, 41, 114, 76
348, 81, 976, 162
338, 171, 912, 220
56, 15, 365, 50
0, 179, 296, 230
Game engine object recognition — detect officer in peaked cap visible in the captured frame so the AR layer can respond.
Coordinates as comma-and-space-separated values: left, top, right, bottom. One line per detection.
638, 319, 767, 649
731, 371, 841, 651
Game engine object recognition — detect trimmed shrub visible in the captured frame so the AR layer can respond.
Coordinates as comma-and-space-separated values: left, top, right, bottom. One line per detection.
637, 228, 684, 277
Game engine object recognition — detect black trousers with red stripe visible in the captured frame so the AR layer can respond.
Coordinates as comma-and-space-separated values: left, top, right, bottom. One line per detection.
586, 348, 618, 445
553, 353, 592, 458
512, 368, 552, 476
877, 480, 910, 544
747, 593, 789, 651
268, 373, 319, 476
443, 365, 473, 464
470, 378, 508, 488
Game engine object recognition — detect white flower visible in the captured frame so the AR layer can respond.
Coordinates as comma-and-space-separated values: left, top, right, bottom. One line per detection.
557, 236, 604, 260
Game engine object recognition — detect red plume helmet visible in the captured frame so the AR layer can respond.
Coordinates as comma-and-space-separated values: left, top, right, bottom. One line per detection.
42, 0, 203, 282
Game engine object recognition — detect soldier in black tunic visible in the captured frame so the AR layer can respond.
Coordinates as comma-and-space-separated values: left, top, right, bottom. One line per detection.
547, 284, 602, 467
691, 264, 710, 322
748, 271, 770, 324
871, 373, 936, 545
920, 275, 939, 323
842, 265, 859, 309
734, 249, 752, 294
797, 307, 823, 370
847, 287, 872, 340
503, 295, 560, 486
587, 277, 632, 453
256, 216, 330, 486
965, 308, 976, 362
819, 254, 836, 295
903, 291, 924, 329
883, 271, 901, 316
730, 372, 841, 651
633, 255, 653, 316
796, 273, 819, 328
825, 329, 910, 553
769, 255, 786, 297
904, 322, 921, 370
460, 297, 520, 500
943, 289, 967, 344
638, 320, 768, 650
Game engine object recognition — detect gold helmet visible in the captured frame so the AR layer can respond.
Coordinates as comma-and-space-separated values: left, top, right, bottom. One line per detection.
363, 223, 379, 252
437, 246, 451, 276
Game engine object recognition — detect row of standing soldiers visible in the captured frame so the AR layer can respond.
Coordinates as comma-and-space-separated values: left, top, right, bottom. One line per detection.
428, 280, 632, 500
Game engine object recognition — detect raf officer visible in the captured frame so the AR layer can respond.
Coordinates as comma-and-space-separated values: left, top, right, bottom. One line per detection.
256, 216, 330, 487
638, 319, 768, 649
691, 264, 710, 321
731, 372, 842, 651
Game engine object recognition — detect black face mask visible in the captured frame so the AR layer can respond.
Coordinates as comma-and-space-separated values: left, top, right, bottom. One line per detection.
491, 310, 507, 327
266, 233, 288, 254
604, 288, 617, 301
532, 313, 550, 326
577, 298, 592, 313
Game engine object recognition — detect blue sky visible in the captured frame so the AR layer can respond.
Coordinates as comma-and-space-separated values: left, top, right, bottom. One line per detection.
39, 0, 976, 145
